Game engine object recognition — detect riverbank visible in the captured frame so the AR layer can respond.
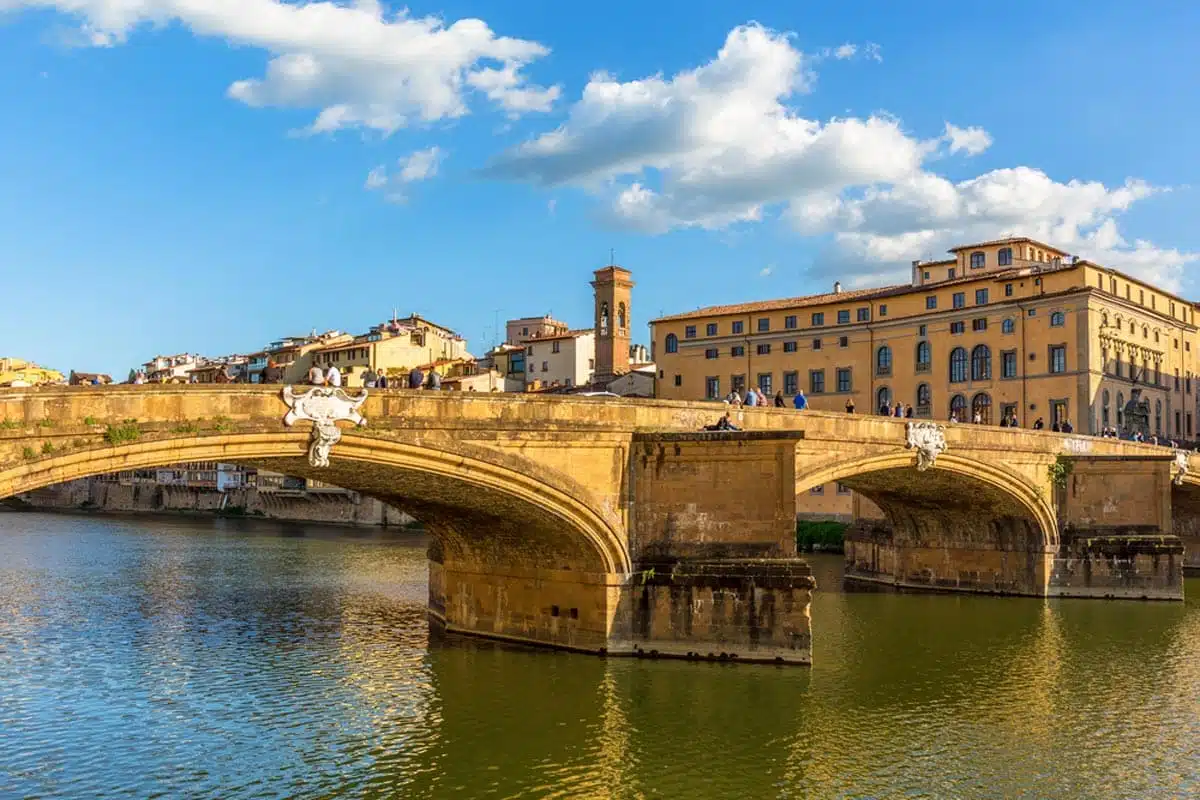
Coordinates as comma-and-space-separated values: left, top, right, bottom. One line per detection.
11, 479, 420, 530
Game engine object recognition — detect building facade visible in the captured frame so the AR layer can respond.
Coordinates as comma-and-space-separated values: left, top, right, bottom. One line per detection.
506, 316, 569, 346
0, 358, 64, 387
523, 330, 595, 389
311, 315, 470, 388
651, 235, 1200, 439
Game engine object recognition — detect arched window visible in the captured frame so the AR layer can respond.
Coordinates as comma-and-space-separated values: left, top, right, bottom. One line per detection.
1002, 319, 1015, 334
1130, 320, 1135, 334
599, 302, 610, 336
915, 341, 931, 371
950, 347, 968, 383
1102, 312, 1109, 327
971, 344, 991, 381
876, 345, 892, 376
665, 333, 678, 354
970, 251, 985, 269
1102, 390, 1110, 428
1142, 325, 1148, 339
877, 386, 891, 412
618, 303, 627, 331
1117, 392, 1124, 427
916, 383, 932, 416
1050, 311, 1065, 327
950, 394, 967, 421
972, 392, 993, 425
1155, 399, 1162, 435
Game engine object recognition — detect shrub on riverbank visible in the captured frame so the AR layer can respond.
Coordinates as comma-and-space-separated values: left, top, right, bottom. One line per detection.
796, 520, 846, 553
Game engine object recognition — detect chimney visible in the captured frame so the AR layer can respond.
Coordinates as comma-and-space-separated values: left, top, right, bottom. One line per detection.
911, 260, 922, 287
833, 281, 842, 294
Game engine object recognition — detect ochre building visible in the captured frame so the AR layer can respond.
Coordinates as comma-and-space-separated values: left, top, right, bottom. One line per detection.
651, 235, 1200, 512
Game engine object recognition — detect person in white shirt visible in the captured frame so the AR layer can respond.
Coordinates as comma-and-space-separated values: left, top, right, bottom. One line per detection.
326, 365, 342, 388
308, 364, 324, 385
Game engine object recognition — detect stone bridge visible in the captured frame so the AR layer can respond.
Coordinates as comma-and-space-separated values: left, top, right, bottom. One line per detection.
0, 386, 1189, 665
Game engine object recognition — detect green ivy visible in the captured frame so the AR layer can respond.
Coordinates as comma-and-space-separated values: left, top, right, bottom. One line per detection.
1048, 455, 1075, 489
103, 423, 140, 445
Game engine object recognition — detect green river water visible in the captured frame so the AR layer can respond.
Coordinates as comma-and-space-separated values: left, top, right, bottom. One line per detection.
0, 513, 1196, 798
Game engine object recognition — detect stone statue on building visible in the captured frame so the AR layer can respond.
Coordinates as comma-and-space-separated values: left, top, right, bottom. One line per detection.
1122, 388, 1151, 439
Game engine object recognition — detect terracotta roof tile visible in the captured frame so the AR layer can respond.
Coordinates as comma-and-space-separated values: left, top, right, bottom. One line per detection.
650, 284, 904, 323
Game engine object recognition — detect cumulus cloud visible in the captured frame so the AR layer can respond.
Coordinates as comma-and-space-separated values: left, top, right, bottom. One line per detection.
1, 0, 559, 134
366, 146, 443, 203
759, 264, 774, 277
486, 22, 1193, 288
943, 122, 992, 156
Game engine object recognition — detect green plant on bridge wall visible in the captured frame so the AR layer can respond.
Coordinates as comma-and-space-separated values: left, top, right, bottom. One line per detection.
103, 422, 140, 446
795, 520, 847, 553
21, 446, 35, 460
1048, 455, 1075, 489
41, 442, 54, 455
0, 419, 19, 430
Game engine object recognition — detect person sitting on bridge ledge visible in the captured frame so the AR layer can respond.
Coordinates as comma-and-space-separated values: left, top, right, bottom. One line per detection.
774, 390, 785, 408
845, 397, 855, 414
307, 363, 324, 386
744, 388, 759, 407
1033, 417, 1044, 430
703, 412, 740, 432
794, 389, 808, 410
426, 370, 442, 391
326, 365, 342, 388
408, 366, 424, 390
376, 368, 388, 389
1062, 418, 1074, 434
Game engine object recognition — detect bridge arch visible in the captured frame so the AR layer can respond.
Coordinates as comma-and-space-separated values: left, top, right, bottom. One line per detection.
0, 432, 631, 577
797, 451, 1059, 594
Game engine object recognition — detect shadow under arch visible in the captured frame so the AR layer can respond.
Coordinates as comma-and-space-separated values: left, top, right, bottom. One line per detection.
797, 452, 1058, 595
0, 432, 631, 577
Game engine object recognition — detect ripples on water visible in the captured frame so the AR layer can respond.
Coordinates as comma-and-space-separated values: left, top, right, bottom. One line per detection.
0, 513, 1197, 799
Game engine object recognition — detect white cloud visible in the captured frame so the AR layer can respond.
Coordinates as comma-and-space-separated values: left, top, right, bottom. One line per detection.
943, 122, 992, 156
547, 197, 557, 215
759, 264, 774, 277
832, 43, 856, 59
365, 146, 443, 203
2, 0, 559, 134
487, 23, 1193, 289
863, 42, 882, 62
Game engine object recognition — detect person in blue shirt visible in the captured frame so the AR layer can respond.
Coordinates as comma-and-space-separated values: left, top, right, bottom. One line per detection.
793, 390, 808, 410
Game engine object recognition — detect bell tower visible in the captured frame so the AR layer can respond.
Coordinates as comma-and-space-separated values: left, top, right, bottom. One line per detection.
591, 264, 634, 386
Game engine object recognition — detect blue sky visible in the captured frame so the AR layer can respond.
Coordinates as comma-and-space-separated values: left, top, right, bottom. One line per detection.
2, 0, 1198, 376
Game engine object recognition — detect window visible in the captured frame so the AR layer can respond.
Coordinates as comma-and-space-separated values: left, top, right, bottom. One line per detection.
731, 345, 745, 357
836, 368, 852, 393
950, 347, 968, 383
1051, 400, 1068, 428
685, 325, 697, 339
810, 369, 826, 393
705, 376, 720, 399
1050, 311, 1065, 327
732, 321, 744, 334
837, 483, 852, 495
838, 336, 848, 348
1001, 350, 1017, 379
970, 251, 986, 269
926, 296, 938, 310
972, 393, 993, 425
1117, 392, 1125, 426
876, 386, 892, 411
758, 318, 770, 333
541, 361, 548, 372
976, 288, 989, 305
948, 268, 956, 280
876, 345, 893, 376
924, 271, 931, 280
552, 340, 561, 354
811, 313, 824, 326
837, 310, 851, 325
950, 394, 967, 421
919, 325, 927, 337
785, 315, 797, 330
783, 341, 798, 353
812, 339, 822, 351
953, 292, 965, 309
810, 485, 824, 495
880, 305, 888, 317
950, 321, 965, 334
732, 374, 746, 395
757, 344, 771, 356
706, 323, 718, 336
1155, 399, 1162, 434
758, 373, 773, 395
783, 371, 798, 395
705, 348, 719, 360
998, 247, 1012, 266
916, 341, 931, 372
857, 308, 870, 322
674, 374, 682, 387
971, 345, 991, 381
1140, 289, 1145, 305
916, 383, 932, 416
973, 318, 987, 332
1102, 390, 1110, 428
1028, 308, 1036, 317
1004, 283, 1013, 297
1049, 345, 1066, 374
665, 334, 678, 354
1002, 319, 1015, 335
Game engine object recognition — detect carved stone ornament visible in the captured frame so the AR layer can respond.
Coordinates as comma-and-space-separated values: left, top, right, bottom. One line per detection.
905, 421, 948, 472
1174, 449, 1191, 487
281, 386, 367, 467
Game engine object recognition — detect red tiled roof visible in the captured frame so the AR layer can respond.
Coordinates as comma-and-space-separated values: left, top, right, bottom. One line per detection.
947, 236, 1068, 255
525, 328, 593, 342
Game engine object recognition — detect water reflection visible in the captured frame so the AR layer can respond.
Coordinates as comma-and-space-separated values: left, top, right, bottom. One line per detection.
0, 514, 1197, 799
